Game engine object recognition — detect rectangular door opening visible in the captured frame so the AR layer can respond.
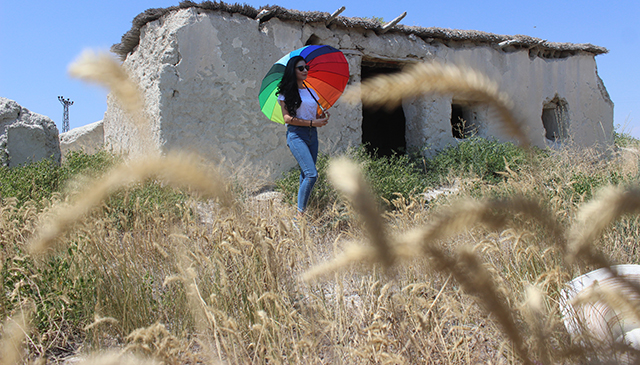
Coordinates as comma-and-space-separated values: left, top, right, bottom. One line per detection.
361, 60, 406, 157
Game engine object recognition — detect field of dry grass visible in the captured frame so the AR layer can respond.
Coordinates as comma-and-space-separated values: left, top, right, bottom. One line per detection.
3, 52, 640, 365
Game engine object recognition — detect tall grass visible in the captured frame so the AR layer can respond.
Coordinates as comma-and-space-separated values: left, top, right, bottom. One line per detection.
2, 54, 639, 365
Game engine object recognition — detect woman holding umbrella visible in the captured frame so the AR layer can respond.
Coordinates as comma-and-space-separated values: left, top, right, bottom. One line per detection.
277, 56, 329, 215
259, 45, 349, 215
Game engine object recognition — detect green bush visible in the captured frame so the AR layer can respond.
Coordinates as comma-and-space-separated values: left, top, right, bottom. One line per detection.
0, 150, 189, 348
425, 137, 530, 184
354, 147, 430, 207
63, 149, 119, 178
569, 171, 624, 201
277, 140, 532, 212
104, 181, 188, 230
0, 150, 119, 207
1, 241, 97, 334
0, 157, 62, 205
0, 150, 187, 229
613, 124, 640, 148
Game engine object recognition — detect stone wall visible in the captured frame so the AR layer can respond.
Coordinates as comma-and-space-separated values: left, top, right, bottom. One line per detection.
104, 7, 613, 178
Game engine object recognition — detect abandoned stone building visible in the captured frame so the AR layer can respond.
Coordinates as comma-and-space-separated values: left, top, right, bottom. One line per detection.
105, 2, 613, 177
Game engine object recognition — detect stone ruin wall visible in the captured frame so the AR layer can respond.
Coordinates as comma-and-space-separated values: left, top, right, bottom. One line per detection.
0, 97, 61, 167
104, 8, 613, 178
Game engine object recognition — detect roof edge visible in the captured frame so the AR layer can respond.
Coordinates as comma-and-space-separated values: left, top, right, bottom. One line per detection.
110, 1, 608, 60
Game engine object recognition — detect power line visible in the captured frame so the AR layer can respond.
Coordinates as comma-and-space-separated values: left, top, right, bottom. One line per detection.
58, 96, 73, 133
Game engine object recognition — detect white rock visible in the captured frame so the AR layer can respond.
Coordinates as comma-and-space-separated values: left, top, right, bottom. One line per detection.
0, 97, 60, 167
253, 191, 283, 202
59, 120, 104, 156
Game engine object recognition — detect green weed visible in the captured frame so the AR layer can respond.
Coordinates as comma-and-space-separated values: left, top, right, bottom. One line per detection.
425, 137, 530, 184
276, 146, 431, 212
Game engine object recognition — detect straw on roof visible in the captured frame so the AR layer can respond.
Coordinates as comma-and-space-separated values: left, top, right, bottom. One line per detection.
111, 1, 608, 60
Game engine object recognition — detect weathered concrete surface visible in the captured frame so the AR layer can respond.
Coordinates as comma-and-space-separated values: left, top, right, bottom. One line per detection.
59, 120, 104, 156
406, 46, 614, 152
104, 7, 614, 178
0, 97, 60, 167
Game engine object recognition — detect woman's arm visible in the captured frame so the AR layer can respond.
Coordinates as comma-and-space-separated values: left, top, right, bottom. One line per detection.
279, 101, 329, 127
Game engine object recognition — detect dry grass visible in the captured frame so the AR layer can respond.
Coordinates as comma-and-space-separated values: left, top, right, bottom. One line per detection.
68, 51, 143, 120
568, 186, 640, 267
2, 51, 640, 365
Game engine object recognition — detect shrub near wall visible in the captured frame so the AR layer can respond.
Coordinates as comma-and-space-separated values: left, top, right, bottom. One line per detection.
277, 146, 431, 212
424, 138, 530, 185
277, 140, 531, 213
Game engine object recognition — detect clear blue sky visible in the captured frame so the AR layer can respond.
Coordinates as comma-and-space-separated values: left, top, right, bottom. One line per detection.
1, 1, 638, 136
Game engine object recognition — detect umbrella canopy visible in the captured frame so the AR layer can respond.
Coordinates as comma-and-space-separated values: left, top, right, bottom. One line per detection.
259, 45, 349, 124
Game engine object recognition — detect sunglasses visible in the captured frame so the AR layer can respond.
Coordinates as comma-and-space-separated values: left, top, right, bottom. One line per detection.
296, 65, 310, 71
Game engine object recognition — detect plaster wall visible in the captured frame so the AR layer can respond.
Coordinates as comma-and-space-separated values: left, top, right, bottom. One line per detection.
105, 9, 368, 176
403, 46, 614, 152
104, 8, 613, 179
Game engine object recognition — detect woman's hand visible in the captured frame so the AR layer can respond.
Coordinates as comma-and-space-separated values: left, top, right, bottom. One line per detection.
312, 112, 329, 128
312, 111, 329, 128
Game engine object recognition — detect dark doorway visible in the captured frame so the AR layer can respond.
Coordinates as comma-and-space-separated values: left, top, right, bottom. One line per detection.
361, 61, 406, 157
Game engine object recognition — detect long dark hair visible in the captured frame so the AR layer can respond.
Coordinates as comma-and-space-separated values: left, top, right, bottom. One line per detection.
276, 56, 304, 117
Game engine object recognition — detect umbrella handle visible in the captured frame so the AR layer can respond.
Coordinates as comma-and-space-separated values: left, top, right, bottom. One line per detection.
303, 82, 327, 115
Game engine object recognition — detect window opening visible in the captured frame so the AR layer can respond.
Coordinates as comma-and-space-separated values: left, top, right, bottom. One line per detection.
450, 103, 478, 139
542, 96, 569, 141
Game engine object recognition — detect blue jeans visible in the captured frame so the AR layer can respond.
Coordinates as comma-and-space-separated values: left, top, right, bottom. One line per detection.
286, 125, 318, 213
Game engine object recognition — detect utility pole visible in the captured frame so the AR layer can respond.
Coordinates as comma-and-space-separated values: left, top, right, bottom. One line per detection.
58, 96, 73, 133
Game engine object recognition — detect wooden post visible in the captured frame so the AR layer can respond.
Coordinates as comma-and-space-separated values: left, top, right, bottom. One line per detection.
326, 6, 346, 26
257, 9, 274, 21
498, 39, 517, 49
379, 12, 407, 34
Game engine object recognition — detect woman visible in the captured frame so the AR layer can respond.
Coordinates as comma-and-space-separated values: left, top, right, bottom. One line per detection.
277, 56, 330, 215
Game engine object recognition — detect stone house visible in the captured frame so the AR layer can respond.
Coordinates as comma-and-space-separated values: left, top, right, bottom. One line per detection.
106, 2, 613, 177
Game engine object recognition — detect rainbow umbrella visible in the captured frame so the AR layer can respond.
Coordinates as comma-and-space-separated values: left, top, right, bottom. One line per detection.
259, 45, 349, 124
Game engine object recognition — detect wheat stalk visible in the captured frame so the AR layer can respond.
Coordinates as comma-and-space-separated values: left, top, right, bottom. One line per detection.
399, 197, 565, 257
302, 243, 380, 281
328, 158, 393, 268
568, 186, 640, 267
0, 309, 31, 365
343, 61, 529, 147
306, 173, 565, 279
306, 163, 584, 362
74, 352, 160, 365
305, 159, 573, 362
68, 50, 143, 118
84, 315, 119, 331
68, 49, 154, 154
29, 152, 232, 253
523, 285, 551, 364
455, 246, 533, 364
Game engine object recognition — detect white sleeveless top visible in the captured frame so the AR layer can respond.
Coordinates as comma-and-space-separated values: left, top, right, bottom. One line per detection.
278, 88, 319, 121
